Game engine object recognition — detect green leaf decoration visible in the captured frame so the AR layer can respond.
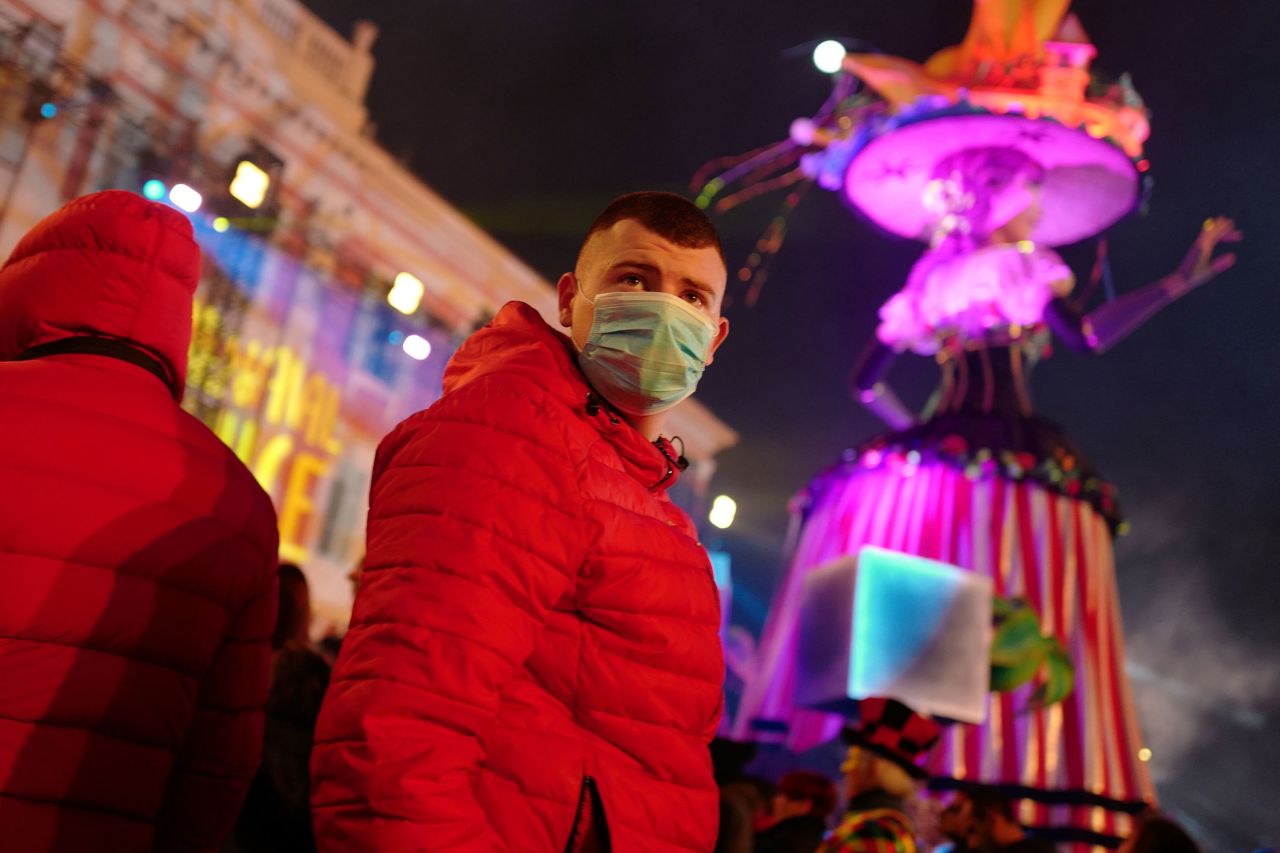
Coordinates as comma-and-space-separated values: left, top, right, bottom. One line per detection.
1029, 642, 1075, 709
990, 595, 1076, 709
992, 595, 1020, 621
990, 656, 1042, 693
990, 604, 1043, 666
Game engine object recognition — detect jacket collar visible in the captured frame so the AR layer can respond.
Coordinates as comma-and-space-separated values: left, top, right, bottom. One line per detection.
444, 301, 682, 492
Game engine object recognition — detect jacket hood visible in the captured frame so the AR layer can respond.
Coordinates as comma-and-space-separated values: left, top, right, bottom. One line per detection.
443, 301, 584, 405
0, 190, 200, 397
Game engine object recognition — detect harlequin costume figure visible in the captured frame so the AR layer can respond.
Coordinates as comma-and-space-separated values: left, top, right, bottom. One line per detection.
819, 699, 941, 853
731, 2, 1240, 843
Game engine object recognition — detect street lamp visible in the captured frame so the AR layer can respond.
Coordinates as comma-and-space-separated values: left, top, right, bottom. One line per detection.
813, 40, 847, 74
709, 495, 737, 530
402, 334, 431, 360
169, 183, 203, 213
388, 271, 425, 315
229, 159, 270, 209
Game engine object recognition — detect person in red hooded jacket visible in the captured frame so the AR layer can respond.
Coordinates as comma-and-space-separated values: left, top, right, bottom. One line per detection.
311, 192, 731, 852
0, 191, 279, 851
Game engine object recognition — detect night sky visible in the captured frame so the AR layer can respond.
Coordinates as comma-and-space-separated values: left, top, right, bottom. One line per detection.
305, 1, 1279, 846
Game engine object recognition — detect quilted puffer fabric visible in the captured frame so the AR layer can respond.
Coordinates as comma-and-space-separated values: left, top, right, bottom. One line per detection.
0, 192, 279, 851
312, 301, 724, 852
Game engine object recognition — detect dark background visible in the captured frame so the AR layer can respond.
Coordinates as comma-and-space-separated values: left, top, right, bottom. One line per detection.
303, 1, 1279, 847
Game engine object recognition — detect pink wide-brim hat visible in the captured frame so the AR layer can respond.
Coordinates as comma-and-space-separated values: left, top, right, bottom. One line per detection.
843, 112, 1140, 247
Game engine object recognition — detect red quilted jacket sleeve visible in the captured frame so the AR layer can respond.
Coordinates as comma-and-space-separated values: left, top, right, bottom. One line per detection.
153, 553, 279, 851
311, 376, 587, 851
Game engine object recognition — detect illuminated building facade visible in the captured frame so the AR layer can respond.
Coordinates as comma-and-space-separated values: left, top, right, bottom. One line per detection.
0, 0, 737, 626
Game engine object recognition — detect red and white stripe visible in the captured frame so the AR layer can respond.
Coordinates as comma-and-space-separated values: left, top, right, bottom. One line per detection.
732, 462, 1155, 835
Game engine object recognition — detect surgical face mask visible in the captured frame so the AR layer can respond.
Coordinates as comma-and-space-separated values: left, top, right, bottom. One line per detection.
574, 284, 718, 416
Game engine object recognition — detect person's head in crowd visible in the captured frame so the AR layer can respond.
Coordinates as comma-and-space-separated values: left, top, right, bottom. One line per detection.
939, 792, 974, 846
963, 789, 1026, 851
839, 697, 941, 805
272, 563, 312, 650
770, 770, 838, 824
1119, 816, 1202, 853
842, 744, 916, 800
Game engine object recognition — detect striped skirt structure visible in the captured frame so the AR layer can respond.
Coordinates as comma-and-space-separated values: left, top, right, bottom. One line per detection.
732, 460, 1154, 846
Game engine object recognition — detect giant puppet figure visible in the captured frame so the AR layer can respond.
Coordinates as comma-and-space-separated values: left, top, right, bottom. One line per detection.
717, 1, 1240, 845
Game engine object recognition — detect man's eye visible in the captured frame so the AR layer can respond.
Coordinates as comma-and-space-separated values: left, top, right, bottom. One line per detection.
684, 291, 705, 305
620, 274, 644, 286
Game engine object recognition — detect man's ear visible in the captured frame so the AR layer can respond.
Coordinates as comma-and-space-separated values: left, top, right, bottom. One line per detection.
556, 272, 576, 327
706, 315, 730, 365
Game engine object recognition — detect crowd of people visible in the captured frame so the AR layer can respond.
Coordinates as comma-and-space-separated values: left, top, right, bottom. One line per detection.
0, 189, 1209, 852
710, 733, 1205, 853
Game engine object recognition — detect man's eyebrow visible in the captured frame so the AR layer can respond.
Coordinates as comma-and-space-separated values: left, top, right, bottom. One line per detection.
607, 260, 718, 305
607, 259, 659, 276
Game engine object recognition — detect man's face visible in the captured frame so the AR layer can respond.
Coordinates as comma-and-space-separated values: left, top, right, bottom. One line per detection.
557, 218, 729, 362
839, 746, 877, 797
770, 793, 813, 822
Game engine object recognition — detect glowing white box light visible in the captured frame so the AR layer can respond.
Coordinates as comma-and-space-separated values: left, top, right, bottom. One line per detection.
795, 546, 992, 723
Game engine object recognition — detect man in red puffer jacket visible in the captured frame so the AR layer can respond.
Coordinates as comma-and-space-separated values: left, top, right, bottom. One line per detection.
0, 191, 279, 851
312, 192, 732, 852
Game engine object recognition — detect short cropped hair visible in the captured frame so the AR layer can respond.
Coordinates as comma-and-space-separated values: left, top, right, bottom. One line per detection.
966, 788, 1016, 821
776, 770, 838, 819
578, 191, 725, 268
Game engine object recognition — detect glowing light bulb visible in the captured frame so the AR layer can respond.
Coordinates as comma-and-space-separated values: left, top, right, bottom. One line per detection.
388, 271, 425, 315
402, 334, 431, 360
229, 160, 270, 209
169, 183, 203, 213
709, 495, 737, 530
813, 40, 847, 74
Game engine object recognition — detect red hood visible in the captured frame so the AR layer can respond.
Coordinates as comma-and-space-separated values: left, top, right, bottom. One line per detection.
0, 191, 200, 395
444, 300, 583, 403
445, 301, 684, 490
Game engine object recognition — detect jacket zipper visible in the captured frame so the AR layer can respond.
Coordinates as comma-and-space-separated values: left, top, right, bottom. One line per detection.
563, 774, 597, 853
